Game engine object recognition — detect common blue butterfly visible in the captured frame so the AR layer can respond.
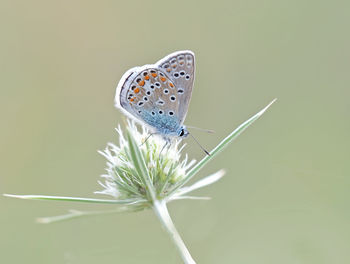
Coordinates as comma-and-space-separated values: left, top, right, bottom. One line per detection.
115, 50, 195, 143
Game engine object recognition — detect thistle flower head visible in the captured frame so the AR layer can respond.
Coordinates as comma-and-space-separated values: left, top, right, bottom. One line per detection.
96, 120, 197, 209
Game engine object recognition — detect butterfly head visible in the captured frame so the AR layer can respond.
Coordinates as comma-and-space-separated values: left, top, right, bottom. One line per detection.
177, 126, 189, 138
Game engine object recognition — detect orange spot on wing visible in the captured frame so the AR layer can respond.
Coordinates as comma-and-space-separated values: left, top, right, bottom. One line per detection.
167, 68, 171, 72
151, 73, 157, 77
144, 75, 150, 80
134, 88, 140, 93
160, 77, 166, 82
179, 61, 184, 65
138, 80, 145, 86
130, 97, 135, 102
169, 82, 174, 88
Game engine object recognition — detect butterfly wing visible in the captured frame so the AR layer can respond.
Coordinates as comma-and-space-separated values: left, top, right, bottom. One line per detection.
115, 51, 195, 136
115, 66, 184, 135
156, 50, 195, 124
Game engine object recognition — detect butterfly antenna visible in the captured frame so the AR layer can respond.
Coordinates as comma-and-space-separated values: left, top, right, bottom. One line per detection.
187, 125, 215, 134
189, 133, 211, 156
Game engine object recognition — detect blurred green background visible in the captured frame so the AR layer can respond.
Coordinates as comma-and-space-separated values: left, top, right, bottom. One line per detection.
1, 0, 349, 263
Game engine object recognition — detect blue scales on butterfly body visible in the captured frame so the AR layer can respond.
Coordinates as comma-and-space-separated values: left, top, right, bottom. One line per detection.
115, 51, 195, 140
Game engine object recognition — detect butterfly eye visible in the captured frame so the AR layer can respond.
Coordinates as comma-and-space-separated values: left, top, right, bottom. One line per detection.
179, 129, 185, 137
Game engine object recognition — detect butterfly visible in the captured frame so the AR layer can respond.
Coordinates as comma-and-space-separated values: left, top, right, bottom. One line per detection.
115, 50, 195, 144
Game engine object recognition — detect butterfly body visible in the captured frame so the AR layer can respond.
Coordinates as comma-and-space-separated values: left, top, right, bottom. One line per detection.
115, 50, 195, 141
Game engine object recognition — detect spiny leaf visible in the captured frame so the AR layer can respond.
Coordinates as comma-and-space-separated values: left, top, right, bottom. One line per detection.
3, 194, 145, 205
169, 99, 276, 195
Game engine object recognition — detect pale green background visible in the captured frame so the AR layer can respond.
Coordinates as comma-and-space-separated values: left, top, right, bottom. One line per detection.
1, 0, 349, 263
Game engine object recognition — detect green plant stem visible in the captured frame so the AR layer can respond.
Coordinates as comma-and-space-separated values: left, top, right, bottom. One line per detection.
153, 200, 196, 264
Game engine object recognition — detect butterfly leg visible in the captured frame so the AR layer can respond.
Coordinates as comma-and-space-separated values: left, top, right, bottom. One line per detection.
140, 133, 155, 146
159, 137, 171, 156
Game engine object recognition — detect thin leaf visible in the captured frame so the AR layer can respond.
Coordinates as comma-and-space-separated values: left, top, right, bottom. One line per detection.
174, 169, 225, 197
37, 207, 134, 224
126, 129, 156, 201
169, 196, 211, 201
3, 194, 145, 205
169, 99, 276, 195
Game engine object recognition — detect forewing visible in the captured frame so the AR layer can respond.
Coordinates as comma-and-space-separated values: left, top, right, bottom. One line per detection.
156, 50, 195, 124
